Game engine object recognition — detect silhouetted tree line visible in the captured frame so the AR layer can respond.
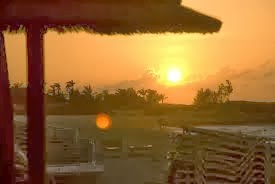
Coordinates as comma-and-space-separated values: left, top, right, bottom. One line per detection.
193, 80, 233, 107
43, 80, 166, 113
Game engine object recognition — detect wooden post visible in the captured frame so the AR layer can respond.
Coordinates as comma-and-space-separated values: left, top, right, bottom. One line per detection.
0, 31, 15, 184
26, 24, 45, 184
264, 142, 272, 184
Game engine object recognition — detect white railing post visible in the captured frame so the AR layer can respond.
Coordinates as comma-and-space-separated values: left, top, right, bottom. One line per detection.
74, 128, 80, 144
89, 139, 96, 167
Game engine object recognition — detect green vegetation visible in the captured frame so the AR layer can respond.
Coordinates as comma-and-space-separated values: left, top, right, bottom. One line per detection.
11, 80, 275, 125
193, 80, 233, 106
47, 80, 165, 106
11, 80, 167, 115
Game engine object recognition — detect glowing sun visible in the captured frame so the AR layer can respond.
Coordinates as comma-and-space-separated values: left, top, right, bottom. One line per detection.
167, 68, 182, 83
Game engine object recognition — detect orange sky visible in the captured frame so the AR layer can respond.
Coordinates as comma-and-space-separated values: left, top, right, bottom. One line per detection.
4, 0, 275, 104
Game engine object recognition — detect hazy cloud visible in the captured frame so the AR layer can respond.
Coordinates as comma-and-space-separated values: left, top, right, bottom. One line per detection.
102, 59, 275, 104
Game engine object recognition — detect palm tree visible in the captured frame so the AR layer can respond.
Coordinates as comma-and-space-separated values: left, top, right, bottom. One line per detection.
116, 88, 129, 97
66, 80, 76, 99
53, 83, 61, 96
49, 84, 56, 96
82, 85, 94, 100
11, 82, 24, 88
126, 88, 137, 97
102, 89, 109, 97
145, 89, 160, 104
159, 94, 167, 104
137, 88, 147, 98
48, 83, 61, 96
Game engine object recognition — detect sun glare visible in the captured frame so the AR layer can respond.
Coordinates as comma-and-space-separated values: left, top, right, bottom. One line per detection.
167, 68, 182, 83
96, 113, 112, 130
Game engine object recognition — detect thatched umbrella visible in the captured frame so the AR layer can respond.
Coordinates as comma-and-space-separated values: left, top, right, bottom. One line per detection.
0, 0, 221, 33
0, 0, 222, 184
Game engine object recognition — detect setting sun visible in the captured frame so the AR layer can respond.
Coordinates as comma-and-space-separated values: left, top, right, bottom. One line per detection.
167, 68, 182, 83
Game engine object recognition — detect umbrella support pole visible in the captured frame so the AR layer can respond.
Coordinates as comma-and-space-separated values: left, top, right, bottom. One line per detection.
26, 24, 45, 184
0, 31, 15, 184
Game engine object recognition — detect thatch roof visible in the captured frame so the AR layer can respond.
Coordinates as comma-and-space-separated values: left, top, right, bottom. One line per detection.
0, 1, 222, 34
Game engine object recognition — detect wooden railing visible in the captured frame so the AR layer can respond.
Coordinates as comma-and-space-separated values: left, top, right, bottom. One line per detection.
14, 124, 93, 164
168, 127, 274, 184
14, 124, 101, 183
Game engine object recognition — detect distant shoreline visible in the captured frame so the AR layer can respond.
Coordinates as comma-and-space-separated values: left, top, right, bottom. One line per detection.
13, 100, 275, 126
14, 114, 275, 126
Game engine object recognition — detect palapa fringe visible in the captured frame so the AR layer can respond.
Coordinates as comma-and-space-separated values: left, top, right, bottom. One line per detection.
0, 3, 222, 34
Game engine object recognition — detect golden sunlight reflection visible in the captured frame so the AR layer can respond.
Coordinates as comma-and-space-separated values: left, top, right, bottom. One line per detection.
96, 113, 112, 130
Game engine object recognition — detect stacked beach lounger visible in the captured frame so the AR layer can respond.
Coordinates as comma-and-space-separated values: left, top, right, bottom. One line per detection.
167, 127, 274, 184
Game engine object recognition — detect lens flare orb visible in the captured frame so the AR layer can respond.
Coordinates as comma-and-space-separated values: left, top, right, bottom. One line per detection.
96, 113, 112, 130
